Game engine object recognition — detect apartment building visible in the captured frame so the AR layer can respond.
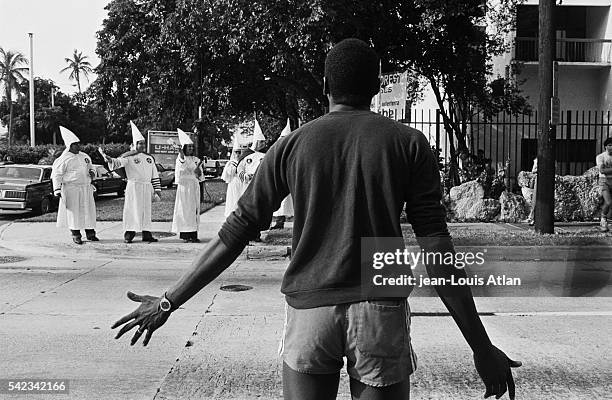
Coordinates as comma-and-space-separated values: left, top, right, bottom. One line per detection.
479, 0, 612, 177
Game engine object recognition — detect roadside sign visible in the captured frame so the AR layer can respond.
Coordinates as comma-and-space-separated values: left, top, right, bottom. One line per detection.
148, 130, 195, 168
371, 71, 408, 121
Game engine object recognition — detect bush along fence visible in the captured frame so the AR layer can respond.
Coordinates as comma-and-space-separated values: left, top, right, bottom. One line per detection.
0, 143, 131, 165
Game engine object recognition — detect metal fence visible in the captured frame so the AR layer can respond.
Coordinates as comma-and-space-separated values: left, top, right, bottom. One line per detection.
403, 109, 612, 180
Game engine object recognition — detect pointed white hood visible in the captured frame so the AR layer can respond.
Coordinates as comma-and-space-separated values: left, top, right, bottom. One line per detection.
250, 119, 266, 151
177, 128, 193, 146
130, 121, 146, 146
59, 126, 80, 147
280, 118, 291, 137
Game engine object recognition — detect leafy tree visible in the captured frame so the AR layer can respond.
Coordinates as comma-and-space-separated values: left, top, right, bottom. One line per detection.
93, 0, 528, 176
0, 78, 108, 145
60, 49, 94, 95
0, 47, 28, 147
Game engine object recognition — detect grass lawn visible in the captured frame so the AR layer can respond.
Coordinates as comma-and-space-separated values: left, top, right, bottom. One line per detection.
19, 180, 228, 223
263, 224, 612, 247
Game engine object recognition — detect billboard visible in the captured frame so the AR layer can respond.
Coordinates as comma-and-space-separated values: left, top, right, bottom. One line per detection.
147, 130, 195, 168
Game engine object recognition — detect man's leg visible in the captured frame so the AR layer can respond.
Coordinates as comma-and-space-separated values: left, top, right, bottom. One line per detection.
601, 187, 612, 231
124, 231, 136, 243
85, 229, 99, 241
142, 231, 158, 242
70, 230, 83, 245
282, 362, 339, 400
349, 377, 410, 400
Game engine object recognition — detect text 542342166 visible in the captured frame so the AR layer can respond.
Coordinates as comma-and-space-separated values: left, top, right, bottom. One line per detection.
0, 379, 69, 394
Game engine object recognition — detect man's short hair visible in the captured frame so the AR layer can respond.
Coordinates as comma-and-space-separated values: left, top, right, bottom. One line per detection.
604, 137, 612, 147
324, 38, 380, 106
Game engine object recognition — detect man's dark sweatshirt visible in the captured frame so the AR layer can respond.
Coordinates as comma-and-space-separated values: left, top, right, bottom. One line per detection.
218, 110, 449, 308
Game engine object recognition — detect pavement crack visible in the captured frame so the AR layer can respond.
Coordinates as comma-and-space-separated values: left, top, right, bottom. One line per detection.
0, 260, 113, 316
153, 292, 218, 400
0, 222, 14, 240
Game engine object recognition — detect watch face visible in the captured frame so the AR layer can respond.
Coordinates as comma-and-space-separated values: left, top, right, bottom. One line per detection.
160, 298, 171, 311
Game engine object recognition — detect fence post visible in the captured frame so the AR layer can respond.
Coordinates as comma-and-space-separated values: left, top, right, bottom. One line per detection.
566, 110, 571, 175
435, 110, 441, 154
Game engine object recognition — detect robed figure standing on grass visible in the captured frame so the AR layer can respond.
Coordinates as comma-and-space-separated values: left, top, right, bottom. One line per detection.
271, 119, 294, 230
51, 126, 99, 245
221, 134, 248, 218
171, 129, 203, 243
100, 121, 162, 243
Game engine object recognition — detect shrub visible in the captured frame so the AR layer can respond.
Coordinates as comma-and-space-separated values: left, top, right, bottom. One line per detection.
0, 143, 131, 165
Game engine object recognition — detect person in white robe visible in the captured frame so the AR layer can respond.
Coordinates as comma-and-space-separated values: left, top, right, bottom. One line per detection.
271, 119, 294, 229
222, 134, 249, 218
233, 119, 267, 240
171, 129, 203, 243
100, 121, 162, 243
51, 126, 98, 244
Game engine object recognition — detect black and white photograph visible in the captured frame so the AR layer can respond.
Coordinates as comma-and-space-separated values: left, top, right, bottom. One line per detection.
0, 0, 611, 399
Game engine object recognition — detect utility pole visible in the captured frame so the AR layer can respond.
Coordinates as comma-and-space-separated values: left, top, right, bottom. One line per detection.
536, 0, 556, 234
28, 33, 35, 147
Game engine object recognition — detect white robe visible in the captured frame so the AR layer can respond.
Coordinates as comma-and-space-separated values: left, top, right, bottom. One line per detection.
51, 151, 97, 230
108, 154, 159, 232
222, 159, 245, 218
273, 194, 294, 218
237, 152, 265, 186
171, 155, 201, 233
222, 152, 265, 217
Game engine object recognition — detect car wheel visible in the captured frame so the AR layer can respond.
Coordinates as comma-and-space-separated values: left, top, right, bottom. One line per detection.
34, 197, 52, 215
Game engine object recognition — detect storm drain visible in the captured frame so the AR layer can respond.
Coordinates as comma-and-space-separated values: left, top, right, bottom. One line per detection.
220, 284, 253, 292
0, 256, 27, 264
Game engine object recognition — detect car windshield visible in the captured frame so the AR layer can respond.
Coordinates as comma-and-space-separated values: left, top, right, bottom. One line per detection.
0, 166, 42, 181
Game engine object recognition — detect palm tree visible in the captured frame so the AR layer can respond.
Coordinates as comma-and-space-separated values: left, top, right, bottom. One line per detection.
0, 47, 28, 147
60, 49, 93, 94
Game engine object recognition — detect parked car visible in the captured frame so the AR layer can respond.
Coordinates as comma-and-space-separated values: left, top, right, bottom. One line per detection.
0, 164, 57, 215
91, 164, 126, 198
156, 163, 175, 188
202, 158, 229, 177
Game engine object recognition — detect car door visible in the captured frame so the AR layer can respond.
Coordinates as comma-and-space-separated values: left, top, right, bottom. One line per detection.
100, 166, 117, 193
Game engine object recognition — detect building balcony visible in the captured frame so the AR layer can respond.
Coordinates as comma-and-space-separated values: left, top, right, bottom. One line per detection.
515, 37, 612, 65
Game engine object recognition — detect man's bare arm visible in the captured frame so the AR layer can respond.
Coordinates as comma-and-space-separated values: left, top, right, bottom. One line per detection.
599, 165, 612, 175
419, 237, 521, 399
111, 235, 246, 346
166, 235, 245, 308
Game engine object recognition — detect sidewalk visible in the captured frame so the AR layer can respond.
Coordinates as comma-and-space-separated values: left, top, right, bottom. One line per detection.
0, 205, 276, 260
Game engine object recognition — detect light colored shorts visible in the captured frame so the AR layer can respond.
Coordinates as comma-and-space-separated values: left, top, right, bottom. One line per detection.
279, 299, 417, 387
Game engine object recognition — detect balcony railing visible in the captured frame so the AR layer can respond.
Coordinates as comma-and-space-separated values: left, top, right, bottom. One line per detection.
515, 37, 612, 63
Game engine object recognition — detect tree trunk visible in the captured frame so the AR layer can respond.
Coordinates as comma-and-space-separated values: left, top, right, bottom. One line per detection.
7, 89, 13, 148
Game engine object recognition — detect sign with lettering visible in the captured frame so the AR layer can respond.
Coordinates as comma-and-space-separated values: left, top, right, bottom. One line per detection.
148, 130, 195, 168
371, 71, 408, 121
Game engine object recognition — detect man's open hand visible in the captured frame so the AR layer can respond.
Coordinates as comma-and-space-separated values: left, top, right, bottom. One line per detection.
474, 345, 522, 399
111, 291, 171, 346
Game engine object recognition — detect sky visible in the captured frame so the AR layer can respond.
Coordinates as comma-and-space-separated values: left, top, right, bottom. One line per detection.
0, 0, 109, 95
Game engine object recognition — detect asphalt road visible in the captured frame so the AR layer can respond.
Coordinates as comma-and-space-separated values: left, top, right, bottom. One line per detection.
0, 244, 610, 399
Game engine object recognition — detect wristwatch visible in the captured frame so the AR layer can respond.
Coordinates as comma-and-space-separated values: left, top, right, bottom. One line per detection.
159, 292, 174, 312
